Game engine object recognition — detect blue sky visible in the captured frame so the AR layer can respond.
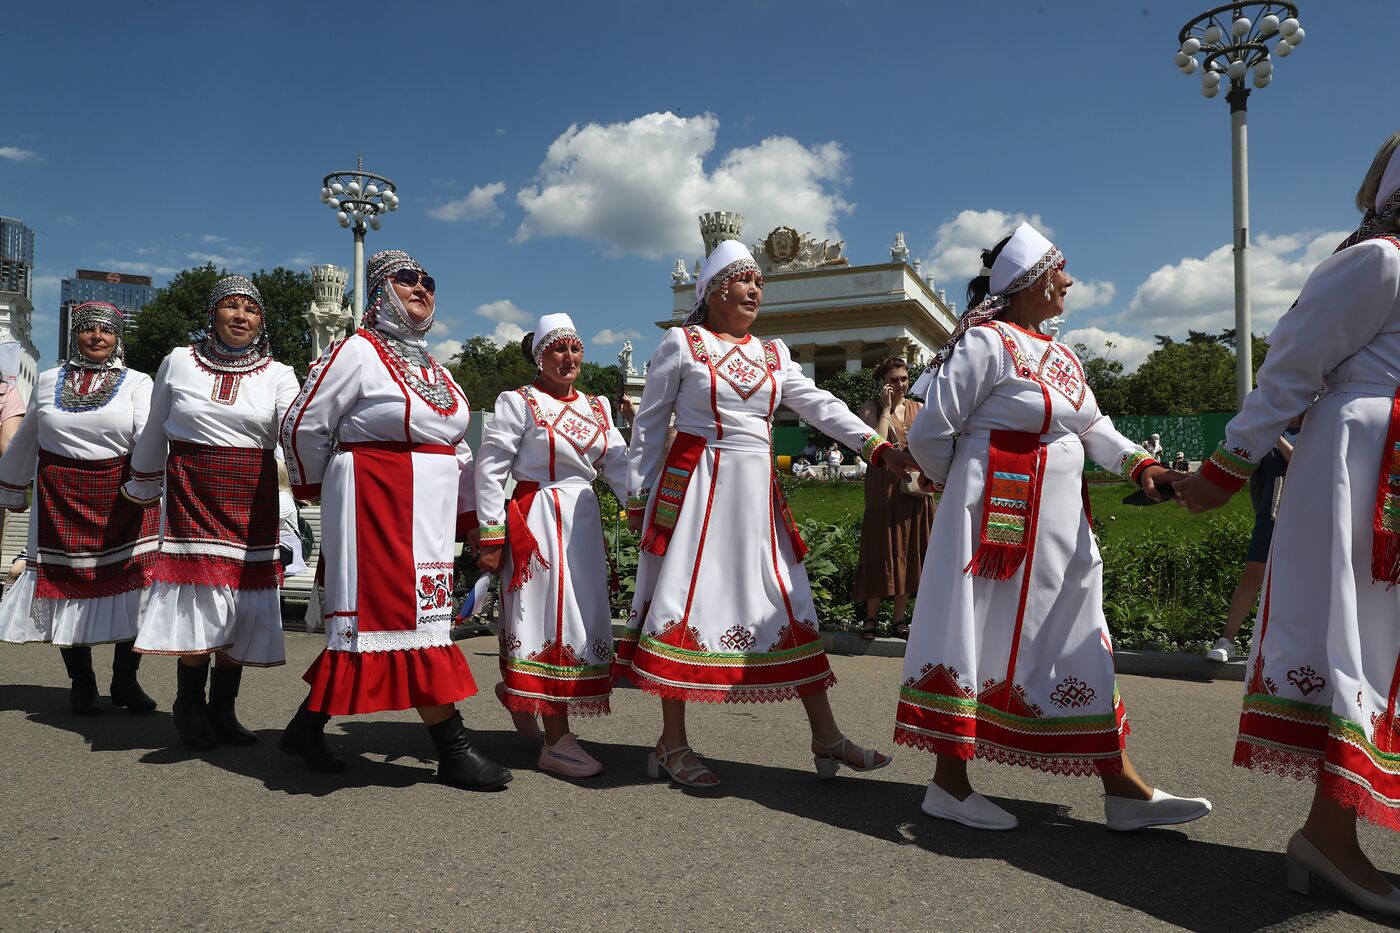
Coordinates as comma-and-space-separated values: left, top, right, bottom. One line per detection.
1, 0, 1392, 374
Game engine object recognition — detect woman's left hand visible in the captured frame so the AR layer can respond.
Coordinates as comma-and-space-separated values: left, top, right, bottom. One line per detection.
476, 545, 503, 574
1138, 464, 1188, 502
1171, 472, 1236, 513
880, 447, 920, 476
465, 527, 480, 559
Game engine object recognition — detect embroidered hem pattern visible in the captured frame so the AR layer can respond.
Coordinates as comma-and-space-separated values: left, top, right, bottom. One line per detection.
893, 684, 1130, 777
1235, 694, 1400, 831
620, 626, 836, 704
1200, 443, 1256, 492
499, 653, 614, 718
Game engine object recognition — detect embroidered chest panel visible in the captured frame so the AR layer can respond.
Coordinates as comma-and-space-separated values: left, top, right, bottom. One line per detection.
987, 323, 1086, 410
55, 365, 127, 413
685, 326, 780, 402
518, 388, 608, 457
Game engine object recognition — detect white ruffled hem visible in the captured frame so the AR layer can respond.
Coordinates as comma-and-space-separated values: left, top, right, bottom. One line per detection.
134, 580, 285, 666
0, 570, 141, 646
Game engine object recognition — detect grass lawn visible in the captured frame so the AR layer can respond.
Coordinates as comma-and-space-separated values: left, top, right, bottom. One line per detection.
787, 477, 1254, 545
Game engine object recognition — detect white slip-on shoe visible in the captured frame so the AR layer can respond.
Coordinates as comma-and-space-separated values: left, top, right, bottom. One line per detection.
1205, 638, 1235, 662
920, 781, 1018, 831
1105, 788, 1212, 831
1286, 830, 1400, 916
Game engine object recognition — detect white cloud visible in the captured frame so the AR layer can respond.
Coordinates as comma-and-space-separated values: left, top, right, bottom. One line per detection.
591, 328, 639, 346
431, 337, 463, 359
201, 234, 227, 244
514, 112, 851, 258
429, 181, 508, 222
283, 253, 318, 268
1059, 326, 1158, 370
1065, 279, 1116, 312
1115, 230, 1345, 336
488, 322, 526, 346
474, 299, 532, 326
920, 209, 1053, 288
0, 147, 40, 163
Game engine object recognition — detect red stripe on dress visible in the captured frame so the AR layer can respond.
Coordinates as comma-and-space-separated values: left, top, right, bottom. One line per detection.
998, 444, 1049, 704
680, 448, 723, 623
552, 488, 566, 645
285, 337, 350, 484
351, 445, 419, 633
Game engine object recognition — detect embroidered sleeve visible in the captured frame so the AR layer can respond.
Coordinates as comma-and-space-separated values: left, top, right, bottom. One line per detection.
0, 385, 39, 510
906, 326, 1004, 486
778, 341, 891, 458
627, 328, 686, 510
478, 523, 506, 546
474, 390, 527, 532
595, 396, 630, 503
1199, 443, 1257, 492
1225, 239, 1400, 467
123, 353, 175, 503
279, 337, 362, 499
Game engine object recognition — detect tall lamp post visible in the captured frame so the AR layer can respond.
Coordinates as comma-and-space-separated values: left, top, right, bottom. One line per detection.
1175, 3, 1304, 406
319, 155, 400, 317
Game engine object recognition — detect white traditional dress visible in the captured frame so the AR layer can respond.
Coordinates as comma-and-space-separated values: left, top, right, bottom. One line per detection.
616, 324, 886, 702
282, 324, 478, 715
0, 364, 158, 645
126, 345, 299, 666
1201, 234, 1400, 830
474, 384, 628, 717
895, 321, 1155, 775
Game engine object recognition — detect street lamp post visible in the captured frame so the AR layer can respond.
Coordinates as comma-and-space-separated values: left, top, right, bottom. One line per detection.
1175, 3, 1303, 407
320, 155, 400, 318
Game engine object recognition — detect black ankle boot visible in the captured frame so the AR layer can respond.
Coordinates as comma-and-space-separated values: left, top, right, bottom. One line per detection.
59, 646, 99, 716
208, 665, 257, 745
278, 698, 347, 773
109, 640, 157, 714
173, 659, 215, 750
426, 712, 512, 790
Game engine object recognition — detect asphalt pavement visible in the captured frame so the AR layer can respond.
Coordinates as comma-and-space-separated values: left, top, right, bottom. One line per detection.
1, 635, 1396, 932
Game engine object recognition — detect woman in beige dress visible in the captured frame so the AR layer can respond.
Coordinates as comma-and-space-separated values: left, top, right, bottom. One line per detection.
854, 356, 934, 639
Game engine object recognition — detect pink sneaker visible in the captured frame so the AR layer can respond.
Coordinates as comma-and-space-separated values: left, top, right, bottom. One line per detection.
495, 682, 542, 741
539, 733, 603, 778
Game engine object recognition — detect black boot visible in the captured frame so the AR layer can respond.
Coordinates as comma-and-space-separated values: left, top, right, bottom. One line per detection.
278, 698, 347, 773
172, 658, 215, 750
59, 646, 99, 716
208, 665, 257, 745
426, 712, 512, 790
109, 640, 157, 714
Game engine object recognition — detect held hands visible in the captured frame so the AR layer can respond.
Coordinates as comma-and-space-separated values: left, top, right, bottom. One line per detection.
627, 512, 644, 535
880, 447, 920, 476
476, 545, 503, 574
1171, 472, 1236, 513
618, 396, 636, 423
465, 527, 480, 560
1138, 464, 1188, 503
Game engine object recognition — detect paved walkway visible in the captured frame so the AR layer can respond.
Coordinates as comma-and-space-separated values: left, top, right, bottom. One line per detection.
1, 635, 1396, 931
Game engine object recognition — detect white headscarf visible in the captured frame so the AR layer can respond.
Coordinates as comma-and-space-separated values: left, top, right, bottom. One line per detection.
1338, 144, 1400, 252
683, 239, 762, 326
532, 313, 581, 366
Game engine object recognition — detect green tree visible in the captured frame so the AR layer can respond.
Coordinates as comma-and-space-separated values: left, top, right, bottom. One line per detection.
123, 264, 316, 379
820, 362, 929, 412
443, 338, 623, 410
1073, 341, 1129, 415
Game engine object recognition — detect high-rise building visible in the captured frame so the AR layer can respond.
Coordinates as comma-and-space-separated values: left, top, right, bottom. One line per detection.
0, 216, 35, 300
58, 269, 155, 357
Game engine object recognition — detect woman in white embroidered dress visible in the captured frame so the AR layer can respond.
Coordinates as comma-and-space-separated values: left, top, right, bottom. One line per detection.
1175, 133, 1400, 916
474, 314, 628, 778
896, 223, 1211, 833
124, 276, 299, 750
279, 250, 511, 792
0, 303, 159, 715
618, 239, 919, 787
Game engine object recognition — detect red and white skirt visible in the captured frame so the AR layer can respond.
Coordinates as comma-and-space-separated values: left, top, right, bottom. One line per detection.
303, 441, 477, 715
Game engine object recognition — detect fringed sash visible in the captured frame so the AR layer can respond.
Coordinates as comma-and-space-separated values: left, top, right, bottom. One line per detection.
1372, 390, 1400, 586
772, 474, 808, 561
965, 430, 1044, 580
505, 481, 549, 592
640, 432, 707, 556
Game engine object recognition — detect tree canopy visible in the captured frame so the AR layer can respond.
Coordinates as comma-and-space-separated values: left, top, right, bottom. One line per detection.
445, 335, 624, 410
1073, 328, 1270, 416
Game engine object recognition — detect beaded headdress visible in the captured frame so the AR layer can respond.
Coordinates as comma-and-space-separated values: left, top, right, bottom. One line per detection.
67, 302, 125, 370
364, 249, 433, 338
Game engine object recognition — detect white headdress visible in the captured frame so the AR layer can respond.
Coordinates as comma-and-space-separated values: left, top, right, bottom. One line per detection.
532, 313, 581, 366
683, 239, 762, 326
1338, 143, 1400, 252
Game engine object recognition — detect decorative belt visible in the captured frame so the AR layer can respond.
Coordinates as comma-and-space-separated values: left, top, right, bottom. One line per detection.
340, 441, 455, 455
1323, 381, 1400, 397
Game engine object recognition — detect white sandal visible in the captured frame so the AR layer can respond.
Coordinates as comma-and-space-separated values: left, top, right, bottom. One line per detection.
646, 741, 720, 788
813, 735, 892, 779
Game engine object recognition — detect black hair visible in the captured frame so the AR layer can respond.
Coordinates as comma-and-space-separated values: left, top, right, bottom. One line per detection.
520, 333, 536, 367
965, 233, 1014, 309
873, 355, 908, 383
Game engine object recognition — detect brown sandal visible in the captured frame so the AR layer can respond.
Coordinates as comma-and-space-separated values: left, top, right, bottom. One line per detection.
860, 620, 879, 641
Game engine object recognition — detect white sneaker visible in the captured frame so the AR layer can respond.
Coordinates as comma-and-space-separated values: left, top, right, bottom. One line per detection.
1205, 637, 1235, 662
1104, 789, 1212, 831
920, 781, 1018, 831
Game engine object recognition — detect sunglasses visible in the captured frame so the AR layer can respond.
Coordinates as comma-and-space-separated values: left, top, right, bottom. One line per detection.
391, 269, 436, 294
